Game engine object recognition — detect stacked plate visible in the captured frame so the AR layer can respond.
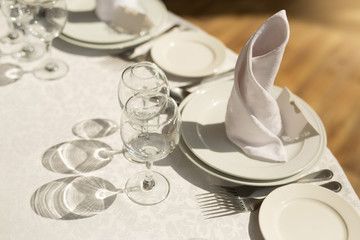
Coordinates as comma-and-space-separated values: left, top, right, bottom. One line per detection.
60, 0, 167, 50
179, 79, 327, 186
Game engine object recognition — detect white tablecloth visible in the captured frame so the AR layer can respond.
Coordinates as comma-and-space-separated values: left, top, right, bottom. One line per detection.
0, 11, 359, 240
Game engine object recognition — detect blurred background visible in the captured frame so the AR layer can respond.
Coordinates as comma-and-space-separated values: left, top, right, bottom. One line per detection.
163, 0, 360, 197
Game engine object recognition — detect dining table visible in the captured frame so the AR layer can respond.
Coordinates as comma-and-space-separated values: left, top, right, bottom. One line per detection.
0, 4, 360, 240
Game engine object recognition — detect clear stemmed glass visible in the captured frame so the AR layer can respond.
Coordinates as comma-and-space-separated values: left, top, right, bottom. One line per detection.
118, 61, 169, 108
0, 0, 44, 61
19, 0, 68, 80
118, 61, 169, 163
0, 0, 24, 44
120, 93, 181, 205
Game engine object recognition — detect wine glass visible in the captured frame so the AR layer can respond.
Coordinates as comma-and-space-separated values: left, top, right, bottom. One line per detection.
118, 61, 169, 109
120, 93, 181, 205
19, 0, 68, 80
118, 61, 169, 163
0, 0, 24, 44
0, 0, 44, 61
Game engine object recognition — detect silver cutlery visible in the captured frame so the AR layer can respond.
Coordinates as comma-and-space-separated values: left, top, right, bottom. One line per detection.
198, 181, 342, 219
211, 169, 333, 198
170, 81, 202, 105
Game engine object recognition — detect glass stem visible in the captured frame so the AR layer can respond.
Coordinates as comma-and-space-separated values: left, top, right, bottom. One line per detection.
44, 40, 52, 58
143, 160, 155, 191
43, 40, 59, 72
6, 19, 18, 41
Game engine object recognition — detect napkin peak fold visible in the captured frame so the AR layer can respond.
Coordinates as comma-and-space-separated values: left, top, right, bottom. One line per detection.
95, 0, 152, 34
225, 10, 290, 162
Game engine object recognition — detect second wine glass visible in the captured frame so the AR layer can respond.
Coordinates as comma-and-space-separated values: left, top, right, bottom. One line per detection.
118, 61, 169, 108
20, 0, 68, 80
118, 61, 169, 163
120, 93, 181, 205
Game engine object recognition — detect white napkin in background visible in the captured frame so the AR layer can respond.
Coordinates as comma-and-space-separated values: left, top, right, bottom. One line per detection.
95, 0, 142, 22
95, 0, 151, 34
225, 10, 290, 162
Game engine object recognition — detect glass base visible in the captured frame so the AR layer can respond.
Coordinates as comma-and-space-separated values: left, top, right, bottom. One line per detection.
125, 171, 170, 205
0, 31, 24, 45
123, 146, 145, 164
33, 58, 68, 80
13, 43, 45, 62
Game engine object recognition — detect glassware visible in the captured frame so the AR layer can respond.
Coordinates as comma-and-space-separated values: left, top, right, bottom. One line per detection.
120, 93, 181, 205
0, 0, 44, 61
118, 61, 169, 109
0, 0, 24, 44
118, 61, 169, 163
19, 0, 68, 80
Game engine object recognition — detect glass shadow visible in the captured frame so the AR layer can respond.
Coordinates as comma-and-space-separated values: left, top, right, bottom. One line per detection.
42, 139, 113, 174
72, 118, 119, 139
30, 176, 119, 220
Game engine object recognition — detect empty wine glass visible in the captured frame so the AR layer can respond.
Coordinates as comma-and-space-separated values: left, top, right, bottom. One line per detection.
118, 61, 169, 108
120, 93, 181, 205
0, 0, 44, 61
0, 0, 24, 44
118, 61, 169, 163
19, 0, 68, 80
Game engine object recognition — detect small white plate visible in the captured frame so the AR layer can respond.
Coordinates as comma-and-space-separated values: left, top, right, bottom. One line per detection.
259, 184, 360, 240
62, 0, 167, 45
181, 80, 326, 180
150, 31, 226, 77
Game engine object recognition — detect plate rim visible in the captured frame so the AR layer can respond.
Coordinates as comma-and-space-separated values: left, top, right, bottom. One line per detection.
179, 136, 323, 186
180, 80, 326, 180
258, 183, 360, 240
60, 29, 154, 50
150, 31, 226, 78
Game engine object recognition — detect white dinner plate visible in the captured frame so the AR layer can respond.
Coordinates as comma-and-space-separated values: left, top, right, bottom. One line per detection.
178, 80, 323, 186
179, 136, 323, 186
181, 80, 326, 180
150, 31, 226, 77
61, 0, 167, 48
259, 184, 360, 240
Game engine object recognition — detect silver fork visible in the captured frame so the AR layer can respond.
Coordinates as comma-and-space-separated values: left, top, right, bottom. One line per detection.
211, 169, 333, 198
197, 181, 342, 219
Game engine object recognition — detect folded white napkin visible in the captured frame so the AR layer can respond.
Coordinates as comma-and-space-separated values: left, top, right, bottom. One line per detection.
95, 0, 150, 34
95, 0, 141, 22
225, 10, 290, 162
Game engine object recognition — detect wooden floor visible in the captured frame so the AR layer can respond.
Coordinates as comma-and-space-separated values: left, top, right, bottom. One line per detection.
163, 0, 360, 197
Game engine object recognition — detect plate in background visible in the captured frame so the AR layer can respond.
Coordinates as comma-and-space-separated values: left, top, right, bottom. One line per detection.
151, 31, 226, 77
62, 0, 167, 47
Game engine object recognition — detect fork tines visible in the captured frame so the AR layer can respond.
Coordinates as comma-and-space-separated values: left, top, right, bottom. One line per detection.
196, 193, 243, 219
196, 192, 263, 219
